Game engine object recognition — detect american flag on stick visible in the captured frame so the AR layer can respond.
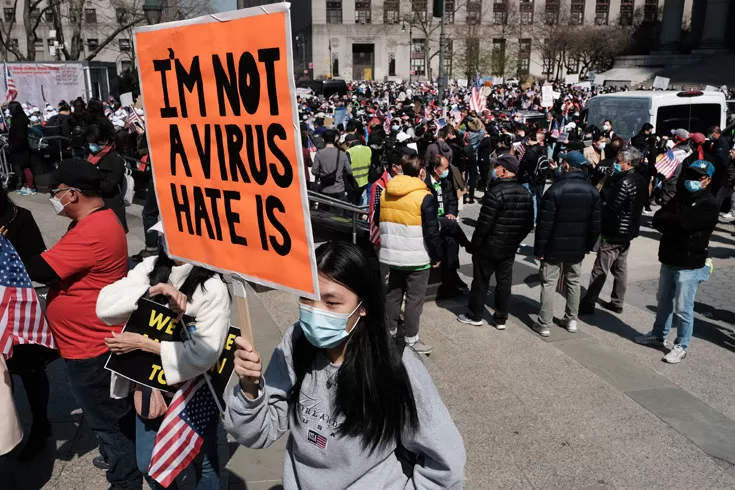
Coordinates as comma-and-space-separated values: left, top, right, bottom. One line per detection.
654, 149, 679, 180
125, 108, 145, 134
383, 111, 393, 134
147, 376, 220, 488
4, 63, 17, 103
0, 236, 54, 359
469, 86, 487, 114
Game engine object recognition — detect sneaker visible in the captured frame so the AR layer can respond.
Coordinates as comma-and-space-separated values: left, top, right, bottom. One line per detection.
15, 186, 27, 195
532, 322, 550, 337
601, 301, 623, 314
19, 187, 35, 196
563, 319, 578, 333
642, 209, 655, 217
719, 212, 735, 222
634, 332, 672, 349
93, 454, 110, 471
456, 314, 483, 327
409, 340, 433, 355
578, 302, 595, 316
491, 318, 506, 330
662, 344, 687, 363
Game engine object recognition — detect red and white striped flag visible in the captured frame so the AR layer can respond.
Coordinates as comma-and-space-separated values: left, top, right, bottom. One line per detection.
4, 63, 17, 103
469, 86, 486, 114
654, 149, 679, 180
148, 376, 219, 487
0, 236, 55, 359
125, 108, 145, 134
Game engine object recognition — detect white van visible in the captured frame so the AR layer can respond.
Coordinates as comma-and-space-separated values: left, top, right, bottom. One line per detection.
584, 90, 727, 139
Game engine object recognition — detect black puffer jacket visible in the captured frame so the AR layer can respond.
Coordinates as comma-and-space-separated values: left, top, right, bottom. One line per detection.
653, 187, 718, 269
518, 143, 548, 185
601, 169, 648, 243
471, 177, 534, 258
534, 171, 601, 262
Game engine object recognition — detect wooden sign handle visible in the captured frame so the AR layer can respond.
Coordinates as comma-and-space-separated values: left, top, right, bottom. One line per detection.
232, 278, 254, 349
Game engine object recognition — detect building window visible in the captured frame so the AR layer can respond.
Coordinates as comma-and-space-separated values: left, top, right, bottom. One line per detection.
643, 0, 658, 22
120, 60, 134, 73
545, 0, 559, 25
356, 1, 371, 23
119, 39, 131, 52
3, 8, 14, 22
465, 38, 480, 77
595, 0, 609, 25
542, 42, 553, 75
47, 39, 54, 48
570, 0, 584, 25
619, 0, 633, 25
444, 39, 453, 77
566, 55, 580, 73
87, 38, 99, 51
33, 38, 44, 51
384, 0, 399, 24
411, 38, 426, 75
389, 53, 396, 76
518, 38, 531, 76
332, 57, 339, 76
412, 0, 427, 22
492, 38, 506, 74
492, 1, 506, 25
85, 8, 97, 24
520, 0, 534, 24
467, 0, 482, 25
116, 8, 128, 23
44, 10, 54, 22
445, 0, 454, 24
30, 8, 40, 23
326, 1, 342, 24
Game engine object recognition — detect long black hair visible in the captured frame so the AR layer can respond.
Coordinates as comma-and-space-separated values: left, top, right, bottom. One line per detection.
7, 101, 28, 127
148, 248, 216, 301
289, 241, 419, 451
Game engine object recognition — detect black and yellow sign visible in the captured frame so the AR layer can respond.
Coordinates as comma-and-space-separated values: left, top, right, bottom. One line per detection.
105, 297, 237, 402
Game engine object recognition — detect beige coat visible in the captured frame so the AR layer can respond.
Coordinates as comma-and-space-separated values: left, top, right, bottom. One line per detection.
0, 356, 23, 455
583, 146, 605, 167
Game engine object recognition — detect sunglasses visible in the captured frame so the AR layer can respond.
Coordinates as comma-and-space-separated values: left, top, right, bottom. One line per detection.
50, 187, 78, 197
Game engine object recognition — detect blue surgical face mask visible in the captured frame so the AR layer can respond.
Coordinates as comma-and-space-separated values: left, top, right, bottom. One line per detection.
612, 163, 622, 173
391, 125, 400, 132
491, 168, 498, 180
88, 142, 102, 154
440, 169, 449, 179
684, 180, 703, 193
298, 301, 362, 349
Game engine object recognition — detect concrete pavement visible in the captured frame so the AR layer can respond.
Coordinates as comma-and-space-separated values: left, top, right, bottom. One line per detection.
10, 191, 735, 489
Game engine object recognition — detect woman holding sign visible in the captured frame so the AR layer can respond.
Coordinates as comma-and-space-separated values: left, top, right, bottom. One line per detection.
97, 240, 230, 490
225, 241, 466, 489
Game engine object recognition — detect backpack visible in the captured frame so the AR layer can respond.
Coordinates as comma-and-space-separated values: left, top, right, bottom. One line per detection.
310, 133, 326, 150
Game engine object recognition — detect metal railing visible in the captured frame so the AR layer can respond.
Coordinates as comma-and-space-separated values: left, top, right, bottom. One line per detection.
307, 190, 367, 245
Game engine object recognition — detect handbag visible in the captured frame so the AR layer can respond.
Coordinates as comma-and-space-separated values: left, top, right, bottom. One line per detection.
317, 149, 340, 191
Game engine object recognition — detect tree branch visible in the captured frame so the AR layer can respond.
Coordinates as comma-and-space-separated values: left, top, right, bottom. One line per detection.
84, 15, 145, 61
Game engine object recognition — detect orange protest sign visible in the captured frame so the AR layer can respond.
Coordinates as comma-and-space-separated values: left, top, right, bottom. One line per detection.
135, 4, 318, 299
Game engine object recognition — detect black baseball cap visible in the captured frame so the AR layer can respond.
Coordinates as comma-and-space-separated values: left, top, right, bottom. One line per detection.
490, 154, 520, 174
53, 158, 102, 192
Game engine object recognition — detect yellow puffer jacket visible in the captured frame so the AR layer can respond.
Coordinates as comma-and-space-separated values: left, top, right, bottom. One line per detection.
379, 175, 434, 268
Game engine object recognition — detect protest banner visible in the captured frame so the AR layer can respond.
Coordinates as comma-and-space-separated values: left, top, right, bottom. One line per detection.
134, 3, 319, 299
120, 91, 134, 107
541, 84, 554, 108
564, 73, 579, 85
653, 76, 670, 90
105, 297, 238, 403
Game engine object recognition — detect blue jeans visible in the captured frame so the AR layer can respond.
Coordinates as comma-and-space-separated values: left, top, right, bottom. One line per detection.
136, 414, 220, 490
652, 263, 711, 350
65, 354, 141, 489
522, 182, 544, 224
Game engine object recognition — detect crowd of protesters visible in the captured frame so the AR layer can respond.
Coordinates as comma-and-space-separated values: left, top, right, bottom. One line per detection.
0, 77, 734, 489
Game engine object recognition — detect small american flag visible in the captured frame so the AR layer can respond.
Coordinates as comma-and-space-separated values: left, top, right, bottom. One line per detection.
514, 141, 527, 159
4, 63, 17, 103
383, 111, 393, 134
147, 376, 219, 487
125, 109, 145, 134
469, 86, 486, 114
0, 236, 55, 359
655, 149, 679, 180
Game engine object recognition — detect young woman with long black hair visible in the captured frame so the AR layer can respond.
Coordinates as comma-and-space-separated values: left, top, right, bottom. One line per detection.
225, 241, 465, 489
97, 240, 230, 490
7, 101, 35, 195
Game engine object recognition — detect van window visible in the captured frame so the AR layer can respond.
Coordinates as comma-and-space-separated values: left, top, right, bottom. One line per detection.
656, 104, 722, 136
586, 97, 651, 139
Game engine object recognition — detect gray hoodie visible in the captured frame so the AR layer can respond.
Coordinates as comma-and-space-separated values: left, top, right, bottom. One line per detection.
224, 325, 466, 490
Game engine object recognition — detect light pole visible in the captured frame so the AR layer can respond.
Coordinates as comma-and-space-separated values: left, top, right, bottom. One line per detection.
295, 34, 306, 77
402, 18, 413, 83
143, 0, 163, 25
437, 0, 447, 94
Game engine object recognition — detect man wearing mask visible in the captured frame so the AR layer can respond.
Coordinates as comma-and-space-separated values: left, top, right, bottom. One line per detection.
635, 160, 718, 363
533, 151, 601, 337
24, 159, 140, 489
457, 155, 534, 329
425, 155, 469, 298
580, 148, 648, 315
380, 155, 442, 355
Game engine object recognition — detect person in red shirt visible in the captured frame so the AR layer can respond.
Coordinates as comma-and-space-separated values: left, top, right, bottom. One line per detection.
26, 158, 141, 490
